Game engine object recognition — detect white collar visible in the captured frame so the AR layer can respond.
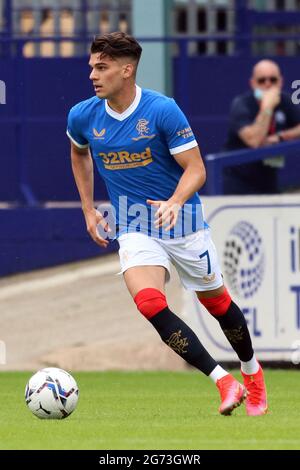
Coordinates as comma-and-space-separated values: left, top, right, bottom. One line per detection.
105, 85, 142, 121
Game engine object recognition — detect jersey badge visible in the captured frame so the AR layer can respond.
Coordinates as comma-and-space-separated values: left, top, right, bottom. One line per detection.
93, 128, 106, 140
132, 119, 156, 141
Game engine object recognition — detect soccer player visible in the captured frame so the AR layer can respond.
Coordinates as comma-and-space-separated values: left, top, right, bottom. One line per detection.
67, 32, 267, 416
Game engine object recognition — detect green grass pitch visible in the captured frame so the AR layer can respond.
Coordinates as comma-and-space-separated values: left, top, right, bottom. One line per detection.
0, 370, 299, 450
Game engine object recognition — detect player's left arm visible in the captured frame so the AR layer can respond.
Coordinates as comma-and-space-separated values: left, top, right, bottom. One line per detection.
147, 145, 206, 231
171, 145, 206, 204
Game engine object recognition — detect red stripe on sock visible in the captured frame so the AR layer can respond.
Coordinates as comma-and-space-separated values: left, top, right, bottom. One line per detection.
134, 288, 167, 319
199, 288, 232, 316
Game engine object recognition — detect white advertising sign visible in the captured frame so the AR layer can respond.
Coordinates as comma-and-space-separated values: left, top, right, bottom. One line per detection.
185, 195, 300, 362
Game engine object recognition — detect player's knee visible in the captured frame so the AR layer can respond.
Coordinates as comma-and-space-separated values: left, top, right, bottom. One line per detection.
134, 288, 167, 319
199, 288, 232, 316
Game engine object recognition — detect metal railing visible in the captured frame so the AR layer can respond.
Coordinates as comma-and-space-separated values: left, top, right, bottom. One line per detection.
204, 140, 300, 195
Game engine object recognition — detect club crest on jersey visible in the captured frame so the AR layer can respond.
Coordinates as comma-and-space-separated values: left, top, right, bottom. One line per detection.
93, 128, 106, 139
132, 119, 156, 141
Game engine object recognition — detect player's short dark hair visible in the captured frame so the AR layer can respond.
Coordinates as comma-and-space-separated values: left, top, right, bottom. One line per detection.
90, 32, 142, 65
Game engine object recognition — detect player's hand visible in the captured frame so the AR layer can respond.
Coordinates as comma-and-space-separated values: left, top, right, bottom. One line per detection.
147, 198, 182, 231
261, 87, 280, 110
83, 208, 110, 248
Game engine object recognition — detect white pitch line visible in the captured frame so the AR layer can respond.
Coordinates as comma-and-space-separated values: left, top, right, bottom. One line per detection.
0, 260, 121, 301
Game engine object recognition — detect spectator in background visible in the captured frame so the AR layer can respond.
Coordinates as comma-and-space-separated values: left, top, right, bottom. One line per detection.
224, 59, 300, 194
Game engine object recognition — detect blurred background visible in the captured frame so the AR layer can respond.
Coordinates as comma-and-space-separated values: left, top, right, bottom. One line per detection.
0, 0, 300, 370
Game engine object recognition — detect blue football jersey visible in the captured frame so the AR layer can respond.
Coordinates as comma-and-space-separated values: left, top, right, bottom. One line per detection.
67, 86, 207, 238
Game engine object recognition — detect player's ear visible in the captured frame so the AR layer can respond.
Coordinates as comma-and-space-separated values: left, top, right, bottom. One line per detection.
123, 63, 134, 79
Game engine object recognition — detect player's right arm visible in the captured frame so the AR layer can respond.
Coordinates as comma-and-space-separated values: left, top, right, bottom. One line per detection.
70, 142, 109, 248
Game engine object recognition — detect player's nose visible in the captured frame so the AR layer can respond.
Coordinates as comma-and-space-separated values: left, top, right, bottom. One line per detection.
89, 69, 97, 80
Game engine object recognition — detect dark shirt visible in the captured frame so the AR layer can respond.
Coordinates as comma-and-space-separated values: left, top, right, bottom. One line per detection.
225, 90, 300, 150
223, 91, 300, 194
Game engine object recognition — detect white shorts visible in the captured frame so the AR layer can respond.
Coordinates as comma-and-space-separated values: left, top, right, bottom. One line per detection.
118, 229, 223, 291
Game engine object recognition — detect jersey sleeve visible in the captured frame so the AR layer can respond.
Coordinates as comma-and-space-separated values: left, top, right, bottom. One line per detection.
66, 105, 89, 148
229, 96, 254, 133
159, 98, 198, 155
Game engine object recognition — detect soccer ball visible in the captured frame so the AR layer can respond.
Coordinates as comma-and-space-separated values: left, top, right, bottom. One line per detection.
25, 367, 79, 419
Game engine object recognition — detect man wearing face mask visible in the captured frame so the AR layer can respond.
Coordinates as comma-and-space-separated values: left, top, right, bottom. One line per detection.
224, 59, 300, 194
